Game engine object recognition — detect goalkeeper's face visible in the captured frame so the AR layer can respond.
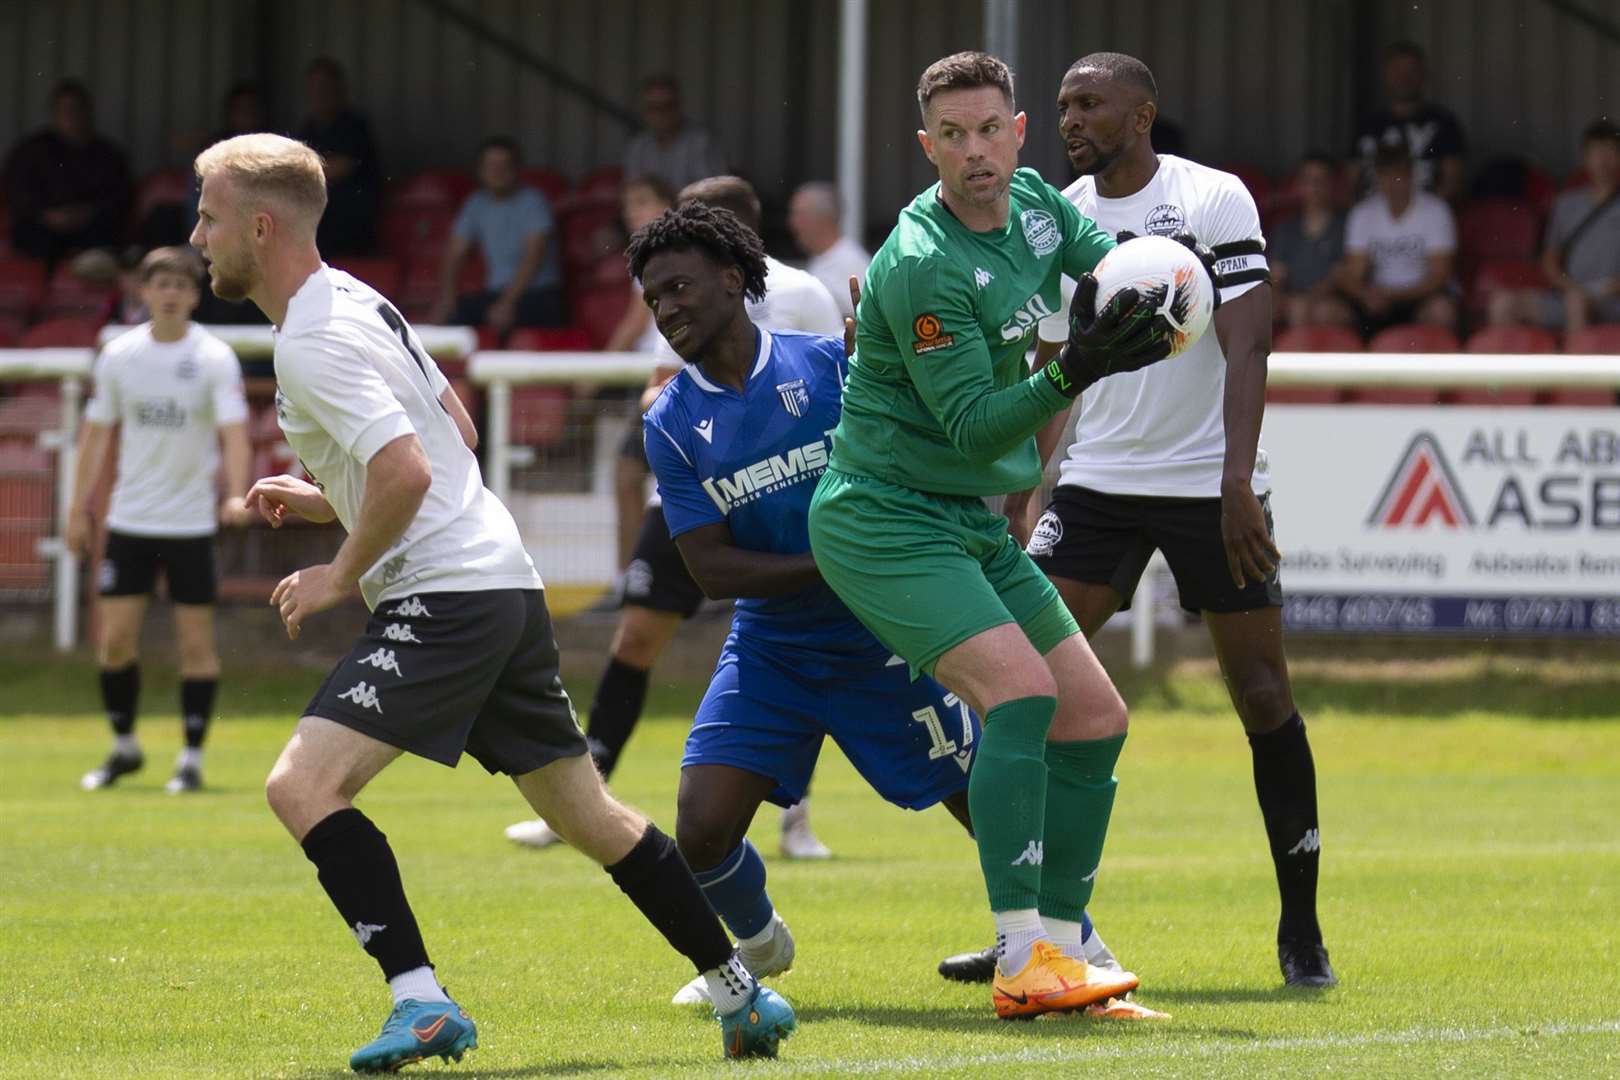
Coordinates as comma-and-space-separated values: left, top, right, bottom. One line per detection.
919, 87, 1026, 211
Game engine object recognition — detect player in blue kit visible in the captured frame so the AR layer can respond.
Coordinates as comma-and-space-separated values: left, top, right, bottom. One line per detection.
632, 202, 987, 1004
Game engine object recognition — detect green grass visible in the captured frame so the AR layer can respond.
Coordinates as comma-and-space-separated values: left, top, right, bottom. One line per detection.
4, 655, 1619, 1078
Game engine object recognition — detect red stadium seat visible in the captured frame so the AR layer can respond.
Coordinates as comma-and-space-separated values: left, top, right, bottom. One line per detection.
382, 204, 457, 263
1273, 324, 1364, 353
0, 312, 24, 347
1458, 199, 1541, 276
559, 204, 625, 270
390, 169, 474, 211
133, 168, 193, 222
331, 257, 403, 301
1221, 164, 1271, 213
520, 167, 570, 203
20, 316, 103, 348
0, 259, 48, 316
578, 166, 624, 198
1563, 325, 1620, 354
511, 387, 572, 447
581, 252, 630, 289
41, 264, 116, 319
506, 327, 594, 352
396, 255, 485, 322
570, 284, 632, 348
1369, 324, 1460, 353
1466, 325, 1559, 354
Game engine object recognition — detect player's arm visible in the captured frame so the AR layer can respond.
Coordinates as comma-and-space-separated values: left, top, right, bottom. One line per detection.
429, 232, 473, 325
218, 421, 252, 525
674, 522, 822, 600
440, 384, 478, 451
489, 232, 548, 330
65, 420, 114, 560
639, 363, 683, 413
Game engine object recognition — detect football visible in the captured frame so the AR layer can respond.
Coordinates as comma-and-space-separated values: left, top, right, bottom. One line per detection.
1091, 234, 1215, 359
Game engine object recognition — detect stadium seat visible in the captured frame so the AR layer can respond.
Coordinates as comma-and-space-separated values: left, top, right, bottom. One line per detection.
1458, 199, 1541, 276
0, 258, 47, 316
1563, 325, 1620, 354
20, 316, 103, 348
559, 204, 625, 271
506, 327, 594, 352
581, 252, 630, 289
1468, 258, 1547, 319
1273, 324, 1364, 353
0, 312, 25, 347
578, 165, 624, 198
1465, 325, 1559, 354
331, 257, 403, 301
1369, 324, 1460, 353
390, 169, 475, 211
396, 255, 485, 322
133, 168, 192, 223
382, 205, 457, 263
511, 386, 573, 448
520, 167, 570, 203
1221, 164, 1271, 213
41, 264, 116, 319
570, 284, 632, 348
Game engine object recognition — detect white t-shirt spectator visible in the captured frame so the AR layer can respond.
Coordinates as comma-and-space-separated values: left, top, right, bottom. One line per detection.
1344, 191, 1456, 290
273, 265, 541, 609
85, 323, 248, 537
807, 236, 872, 319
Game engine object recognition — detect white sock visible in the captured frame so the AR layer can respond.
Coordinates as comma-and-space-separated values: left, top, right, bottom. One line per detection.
177, 747, 202, 770
389, 965, 450, 1005
115, 735, 140, 757
1042, 916, 1087, 961
739, 914, 778, 953
994, 909, 1046, 976
702, 951, 756, 1016
780, 799, 808, 831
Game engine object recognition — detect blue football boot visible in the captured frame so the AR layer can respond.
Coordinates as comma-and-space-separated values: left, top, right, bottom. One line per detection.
349, 997, 478, 1073
718, 982, 796, 1059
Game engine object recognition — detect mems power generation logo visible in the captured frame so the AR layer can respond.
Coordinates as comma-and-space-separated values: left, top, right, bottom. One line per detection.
1367, 433, 1476, 529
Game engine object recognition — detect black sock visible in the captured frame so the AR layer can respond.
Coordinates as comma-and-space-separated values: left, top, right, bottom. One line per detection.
300, 808, 432, 980
1248, 713, 1322, 943
584, 657, 650, 779
180, 678, 217, 749
605, 823, 733, 973
100, 663, 140, 738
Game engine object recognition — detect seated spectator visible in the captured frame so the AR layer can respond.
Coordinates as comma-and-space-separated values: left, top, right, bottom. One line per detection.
4, 79, 132, 264
429, 137, 566, 333
788, 182, 871, 319
1350, 41, 1466, 202
1271, 153, 1353, 327
604, 175, 678, 352
1490, 119, 1620, 333
623, 75, 727, 193
297, 57, 381, 256
1335, 138, 1458, 335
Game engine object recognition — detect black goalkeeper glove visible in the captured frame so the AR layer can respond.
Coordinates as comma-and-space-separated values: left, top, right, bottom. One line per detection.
1170, 231, 1222, 311
1038, 273, 1172, 399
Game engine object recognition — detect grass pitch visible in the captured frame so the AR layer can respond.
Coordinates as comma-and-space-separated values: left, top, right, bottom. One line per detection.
4, 653, 1619, 1078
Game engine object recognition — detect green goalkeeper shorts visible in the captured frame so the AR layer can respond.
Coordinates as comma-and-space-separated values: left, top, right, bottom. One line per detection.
808, 468, 1079, 677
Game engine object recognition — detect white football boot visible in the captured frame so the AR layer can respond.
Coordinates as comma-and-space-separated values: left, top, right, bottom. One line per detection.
504, 818, 562, 849
778, 800, 831, 860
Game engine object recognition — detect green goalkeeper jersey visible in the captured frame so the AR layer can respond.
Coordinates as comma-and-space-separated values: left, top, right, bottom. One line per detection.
830, 167, 1114, 496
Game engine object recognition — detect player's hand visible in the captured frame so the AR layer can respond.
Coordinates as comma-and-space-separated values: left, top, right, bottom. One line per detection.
1041, 274, 1171, 398
1170, 231, 1223, 311
843, 276, 862, 358
218, 495, 251, 528
270, 563, 347, 640
1220, 483, 1282, 587
245, 474, 336, 527
65, 509, 93, 560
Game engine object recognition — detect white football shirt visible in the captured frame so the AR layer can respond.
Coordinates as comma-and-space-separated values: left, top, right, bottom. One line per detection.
1038, 155, 1271, 497
1343, 191, 1456, 290
273, 265, 541, 609
85, 323, 248, 537
806, 236, 872, 319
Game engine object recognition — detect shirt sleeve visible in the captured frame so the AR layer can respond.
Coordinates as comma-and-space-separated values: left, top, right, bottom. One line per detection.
797, 277, 846, 336
1423, 197, 1457, 254
1344, 202, 1372, 254
208, 339, 249, 426
876, 256, 1066, 463
1200, 175, 1270, 304
520, 190, 554, 239
276, 332, 417, 465
1054, 192, 1116, 280
643, 407, 723, 538
83, 348, 120, 425
451, 193, 479, 242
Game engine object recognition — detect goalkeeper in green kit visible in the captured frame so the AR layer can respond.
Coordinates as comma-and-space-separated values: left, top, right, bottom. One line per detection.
807, 51, 1176, 1020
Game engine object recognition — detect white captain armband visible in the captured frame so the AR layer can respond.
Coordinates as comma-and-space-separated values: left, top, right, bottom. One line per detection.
1210, 239, 1271, 288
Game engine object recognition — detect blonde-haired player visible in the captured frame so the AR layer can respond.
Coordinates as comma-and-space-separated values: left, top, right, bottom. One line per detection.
68, 246, 251, 795
191, 134, 794, 1071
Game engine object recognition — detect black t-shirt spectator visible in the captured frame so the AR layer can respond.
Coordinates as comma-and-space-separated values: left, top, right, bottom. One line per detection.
4, 129, 131, 262
298, 109, 381, 256
1352, 105, 1466, 195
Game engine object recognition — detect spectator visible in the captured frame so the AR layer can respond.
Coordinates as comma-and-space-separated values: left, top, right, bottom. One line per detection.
787, 182, 871, 319
1270, 153, 1353, 327
605, 175, 678, 353
210, 81, 273, 146
1336, 137, 1458, 336
1490, 119, 1620, 334
4, 79, 132, 264
622, 75, 727, 193
429, 136, 565, 333
297, 57, 381, 256
1351, 41, 1467, 202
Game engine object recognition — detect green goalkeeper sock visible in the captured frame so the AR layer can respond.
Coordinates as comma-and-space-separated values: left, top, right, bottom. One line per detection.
1037, 733, 1126, 924
968, 695, 1056, 912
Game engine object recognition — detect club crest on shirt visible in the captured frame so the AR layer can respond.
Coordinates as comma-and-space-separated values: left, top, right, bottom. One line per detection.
1027, 509, 1064, 557
776, 378, 811, 418
1145, 204, 1187, 236
176, 358, 200, 380
1021, 209, 1061, 257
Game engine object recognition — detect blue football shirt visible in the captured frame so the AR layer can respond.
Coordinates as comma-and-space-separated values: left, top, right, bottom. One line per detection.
644, 327, 884, 659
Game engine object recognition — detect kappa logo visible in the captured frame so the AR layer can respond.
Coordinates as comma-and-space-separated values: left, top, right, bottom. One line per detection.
337, 680, 384, 713
1027, 509, 1064, 557
1367, 433, 1476, 529
1145, 203, 1187, 235
381, 622, 422, 644
1011, 840, 1044, 867
1020, 208, 1061, 257
388, 596, 431, 618
274, 389, 289, 421
381, 555, 407, 586
694, 417, 714, 444
974, 266, 994, 289
777, 378, 811, 418
1081, 865, 1099, 883
351, 920, 387, 945
358, 648, 403, 677
1287, 828, 1322, 856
